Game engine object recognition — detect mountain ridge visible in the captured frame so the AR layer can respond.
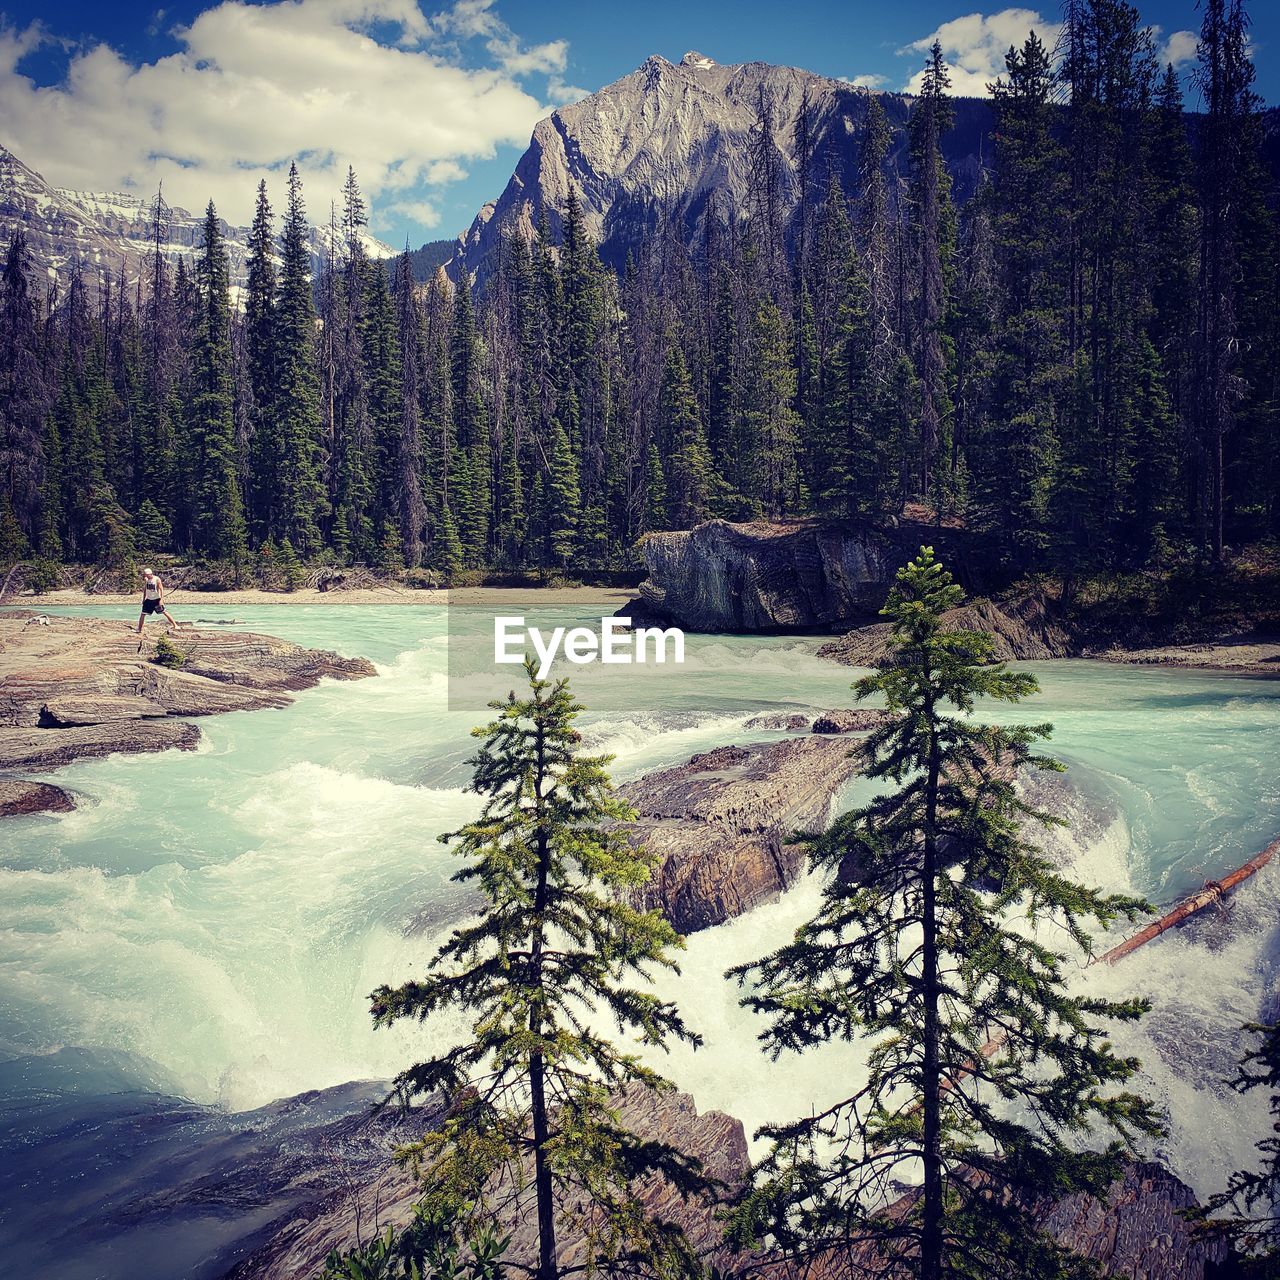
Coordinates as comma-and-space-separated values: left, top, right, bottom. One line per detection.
0, 143, 397, 297
452, 49, 995, 283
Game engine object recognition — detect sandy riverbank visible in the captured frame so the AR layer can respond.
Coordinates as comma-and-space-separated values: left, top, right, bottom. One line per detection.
1094, 636, 1280, 677
10, 585, 637, 610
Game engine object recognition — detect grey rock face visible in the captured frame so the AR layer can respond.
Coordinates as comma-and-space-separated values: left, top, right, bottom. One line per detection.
618, 735, 866, 932
456, 52, 994, 283
630, 519, 900, 632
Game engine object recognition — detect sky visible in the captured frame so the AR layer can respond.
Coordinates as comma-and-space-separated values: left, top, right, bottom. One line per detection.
1, 0, 1276, 250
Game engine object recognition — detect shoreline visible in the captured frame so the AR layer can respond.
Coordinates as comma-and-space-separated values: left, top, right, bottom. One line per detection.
0, 611, 375, 816
5, 585, 637, 609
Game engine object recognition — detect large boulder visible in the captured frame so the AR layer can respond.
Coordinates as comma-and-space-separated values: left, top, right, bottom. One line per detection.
628, 519, 895, 632
619, 736, 865, 932
624, 518, 982, 633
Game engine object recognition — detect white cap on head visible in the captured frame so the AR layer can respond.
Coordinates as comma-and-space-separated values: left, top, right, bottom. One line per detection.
141, 566, 154, 576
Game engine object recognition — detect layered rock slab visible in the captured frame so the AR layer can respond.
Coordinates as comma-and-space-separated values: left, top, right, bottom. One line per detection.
0, 612, 376, 807
619, 735, 865, 932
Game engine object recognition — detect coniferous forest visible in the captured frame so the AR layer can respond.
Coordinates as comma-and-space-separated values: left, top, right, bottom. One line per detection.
0, 0, 1277, 590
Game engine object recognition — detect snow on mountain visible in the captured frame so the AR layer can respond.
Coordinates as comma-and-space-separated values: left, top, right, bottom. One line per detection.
0, 144, 396, 298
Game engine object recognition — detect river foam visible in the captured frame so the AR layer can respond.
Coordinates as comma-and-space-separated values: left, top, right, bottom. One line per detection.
1, 606, 1277, 1201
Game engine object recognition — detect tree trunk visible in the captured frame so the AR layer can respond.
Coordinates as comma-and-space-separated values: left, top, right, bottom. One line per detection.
920, 698, 944, 1280
530, 715, 557, 1280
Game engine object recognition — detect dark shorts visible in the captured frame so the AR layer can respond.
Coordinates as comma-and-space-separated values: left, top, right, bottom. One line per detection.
142, 598, 165, 615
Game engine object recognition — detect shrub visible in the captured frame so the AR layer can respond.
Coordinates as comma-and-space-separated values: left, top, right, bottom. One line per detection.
152, 634, 187, 669
26, 558, 61, 594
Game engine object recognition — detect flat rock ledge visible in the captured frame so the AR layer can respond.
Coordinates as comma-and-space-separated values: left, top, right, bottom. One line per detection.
0, 611, 375, 811
819, 594, 1072, 667
619, 735, 866, 933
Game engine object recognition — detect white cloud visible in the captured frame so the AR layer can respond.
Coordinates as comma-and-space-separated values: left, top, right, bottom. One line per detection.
847, 73, 889, 90
1161, 29, 1198, 70
0, 0, 568, 233
899, 8, 1063, 97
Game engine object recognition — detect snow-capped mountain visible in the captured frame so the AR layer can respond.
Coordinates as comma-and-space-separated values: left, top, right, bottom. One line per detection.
0, 144, 396, 296
454, 50, 994, 281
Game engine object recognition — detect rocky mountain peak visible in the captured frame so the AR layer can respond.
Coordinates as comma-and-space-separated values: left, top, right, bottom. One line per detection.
454, 51, 994, 285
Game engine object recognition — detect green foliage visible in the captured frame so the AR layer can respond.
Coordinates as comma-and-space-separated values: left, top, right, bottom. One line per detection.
0, 494, 30, 564
276, 537, 304, 591
1199, 1021, 1280, 1268
134, 499, 172, 558
152, 633, 186, 669
25, 556, 60, 594
190, 202, 248, 565
318, 1205, 509, 1280
729, 548, 1161, 1279
370, 663, 711, 1280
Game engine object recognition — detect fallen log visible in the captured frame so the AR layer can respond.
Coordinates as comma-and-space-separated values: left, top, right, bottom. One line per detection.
1091, 838, 1278, 966
936, 838, 1279, 1101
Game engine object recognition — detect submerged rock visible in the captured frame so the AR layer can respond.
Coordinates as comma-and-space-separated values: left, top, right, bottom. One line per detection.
0, 778, 75, 816
619, 735, 865, 932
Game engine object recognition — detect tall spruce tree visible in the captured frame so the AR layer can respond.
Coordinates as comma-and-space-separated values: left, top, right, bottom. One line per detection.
272, 163, 325, 557
189, 202, 247, 565
980, 31, 1067, 567
244, 179, 276, 539
370, 664, 708, 1280
0, 232, 49, 538
909, 42, 956, 509
730, 548, 1160, 1280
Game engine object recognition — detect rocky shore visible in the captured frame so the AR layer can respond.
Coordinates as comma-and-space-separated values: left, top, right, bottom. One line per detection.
0, 611, 375, 813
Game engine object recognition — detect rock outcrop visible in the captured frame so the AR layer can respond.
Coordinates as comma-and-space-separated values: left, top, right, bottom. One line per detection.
221, 1087, 745, 1280
780, 1160, 1226, 1280
819, 593, 1073, 666
619, 735, 865, 932
0, 778, 74, 816
623, 518, 985, 634
0, 613, 375, 809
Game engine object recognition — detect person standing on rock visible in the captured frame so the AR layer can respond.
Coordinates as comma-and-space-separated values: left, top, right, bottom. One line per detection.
136, 567, 181, 638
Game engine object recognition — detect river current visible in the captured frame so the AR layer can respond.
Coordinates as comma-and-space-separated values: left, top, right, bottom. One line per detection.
1, 602, 1278, 1267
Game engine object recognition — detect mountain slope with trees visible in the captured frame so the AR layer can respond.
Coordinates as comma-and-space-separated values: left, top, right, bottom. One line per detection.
1, 1, 1277, 596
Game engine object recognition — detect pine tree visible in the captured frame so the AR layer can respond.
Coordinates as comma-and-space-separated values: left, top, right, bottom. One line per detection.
272, 163, 326, 556
658, 342, 716, 527
545, 417, 580, 568
981, 32, 1068, 568
392, 251, 429, 567
370, 664, 708, 1280
0, 493, 30, 564
245, 179, 277, 538
730, 548, 1160, 1280
275, 535, 303, 591
0, 232, 50, 538
134, 498, 172, 558
742, 300, 800, 518
909, 41, 956, 507
189, 202, 247, 566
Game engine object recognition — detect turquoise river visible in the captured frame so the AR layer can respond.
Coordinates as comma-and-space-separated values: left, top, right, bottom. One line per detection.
1, 601, 1278, 1274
